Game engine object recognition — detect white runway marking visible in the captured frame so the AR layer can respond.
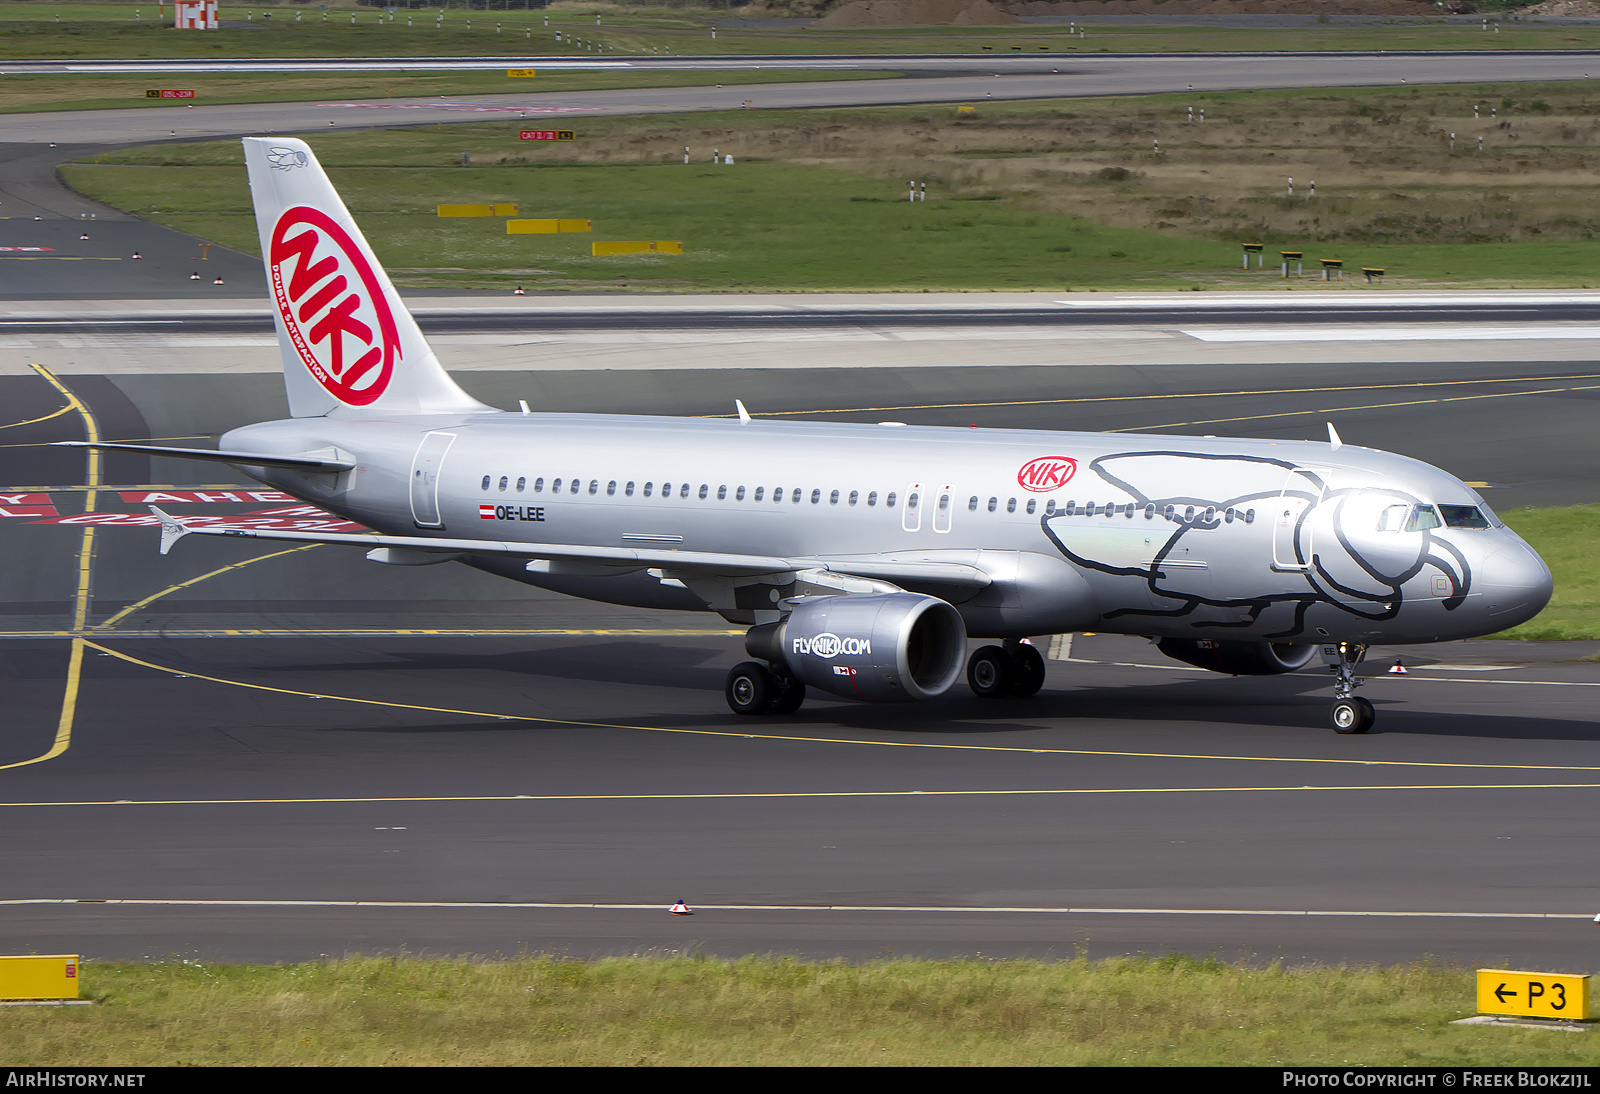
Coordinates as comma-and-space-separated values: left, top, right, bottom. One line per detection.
1183, 326, 1600, 343
1, 898, 1589, 920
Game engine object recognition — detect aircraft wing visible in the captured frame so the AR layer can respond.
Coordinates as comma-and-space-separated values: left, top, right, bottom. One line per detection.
148, 508, 991, 588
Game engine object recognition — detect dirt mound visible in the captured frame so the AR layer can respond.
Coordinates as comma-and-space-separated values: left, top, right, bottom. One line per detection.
1001, 1, 1430, 14
1520, 0, 1600, 15
817, 0, 1021, 27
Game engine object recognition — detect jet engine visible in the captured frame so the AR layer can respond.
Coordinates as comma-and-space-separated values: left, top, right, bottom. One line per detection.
747, 593, 967, 703
1156, 638, 1318, 676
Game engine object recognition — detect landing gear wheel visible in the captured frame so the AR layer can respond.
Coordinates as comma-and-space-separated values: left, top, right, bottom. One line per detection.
768, 675, 807, 715
1007, 643, 1046, 697
726, 661, 775, 716
1330, 696, 1375, 734
967, 645, 1014, 699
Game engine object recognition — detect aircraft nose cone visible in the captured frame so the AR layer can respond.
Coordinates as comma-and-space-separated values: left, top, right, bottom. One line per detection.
1480, 539, 1553, 628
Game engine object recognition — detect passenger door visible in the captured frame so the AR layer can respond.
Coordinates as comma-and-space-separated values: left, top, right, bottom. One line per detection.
410, 431, 455, 529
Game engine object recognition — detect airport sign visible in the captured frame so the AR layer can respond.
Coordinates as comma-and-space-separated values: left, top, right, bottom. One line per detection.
1476, 969, 1590, 1020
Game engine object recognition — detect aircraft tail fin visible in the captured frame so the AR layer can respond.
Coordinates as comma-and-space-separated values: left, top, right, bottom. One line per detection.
241, 137, 489, 418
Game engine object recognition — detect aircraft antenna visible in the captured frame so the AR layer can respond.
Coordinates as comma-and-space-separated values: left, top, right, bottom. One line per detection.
1327, 422, 1343, 450
735, 399, 752, 424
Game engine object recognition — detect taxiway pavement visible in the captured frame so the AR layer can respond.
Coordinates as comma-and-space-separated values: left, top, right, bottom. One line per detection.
2, 344, 1598, 966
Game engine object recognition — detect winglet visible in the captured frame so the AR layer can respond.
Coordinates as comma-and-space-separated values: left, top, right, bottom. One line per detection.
149, 506, 191, 556
735, 399, 751, 424
1327, 422, 1343, 450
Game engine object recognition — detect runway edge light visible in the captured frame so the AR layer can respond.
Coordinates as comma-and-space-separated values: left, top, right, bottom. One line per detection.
0, 955, 81, 1002
1472, 969, 1592, 1023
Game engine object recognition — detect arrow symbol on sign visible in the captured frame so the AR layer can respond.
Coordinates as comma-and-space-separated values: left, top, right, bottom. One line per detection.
1495, 984, 1518, 1004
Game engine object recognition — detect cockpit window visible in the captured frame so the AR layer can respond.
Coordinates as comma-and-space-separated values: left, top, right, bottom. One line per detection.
1439, 504, 1491, 529
1405, 505, 1443, 532
1377, 504, 1442, 532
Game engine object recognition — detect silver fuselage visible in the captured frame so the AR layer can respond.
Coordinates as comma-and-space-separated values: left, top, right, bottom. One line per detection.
223, 411, 1553, 645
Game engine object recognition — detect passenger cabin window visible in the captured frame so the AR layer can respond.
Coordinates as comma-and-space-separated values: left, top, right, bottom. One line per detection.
516, 477, 526, 493
607, 481, 617, 496
718, 485, 728, 500
849, 491, 859, 506
886, 492, 897, 508
737, 486, 746, 501
570, 479, 580, 495
626, 481, 635, 497
481, 476, 491, 491
754, 487, 764, 501
643, 482, 653, 497
867, 492, 878, 507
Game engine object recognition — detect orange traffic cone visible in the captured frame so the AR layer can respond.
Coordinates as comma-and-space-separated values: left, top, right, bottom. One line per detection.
189, 272, 201, 280
1388, 659, 1408, 675
670, 900, 692, 916
213, 276, 224, 285
513, 285, 525, 295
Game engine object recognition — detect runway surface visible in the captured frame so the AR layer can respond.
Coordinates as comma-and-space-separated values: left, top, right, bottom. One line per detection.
6, 52, 1600, 152
2, 340, 1599, 966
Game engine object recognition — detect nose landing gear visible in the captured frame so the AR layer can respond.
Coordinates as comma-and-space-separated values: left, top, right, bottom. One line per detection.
1321, 642, 1374, 733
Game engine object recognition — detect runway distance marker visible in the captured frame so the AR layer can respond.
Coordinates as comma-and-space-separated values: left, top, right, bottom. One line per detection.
38, 641, 1600, 780
1477, 969, 1590, 1020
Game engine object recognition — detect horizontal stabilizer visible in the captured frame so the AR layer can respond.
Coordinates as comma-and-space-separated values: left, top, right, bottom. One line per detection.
53, 441, 354, 472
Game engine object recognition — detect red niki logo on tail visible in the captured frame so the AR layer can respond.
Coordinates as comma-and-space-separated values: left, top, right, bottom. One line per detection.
1017, 456, 1077, 493
269, 206, 400, 406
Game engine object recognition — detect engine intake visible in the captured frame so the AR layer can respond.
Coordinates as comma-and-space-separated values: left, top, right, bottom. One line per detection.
1156, 638, 1318, 676
747, 593, 967, 703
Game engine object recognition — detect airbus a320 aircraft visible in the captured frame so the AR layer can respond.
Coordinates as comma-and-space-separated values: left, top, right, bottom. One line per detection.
61, 138, 1554, 733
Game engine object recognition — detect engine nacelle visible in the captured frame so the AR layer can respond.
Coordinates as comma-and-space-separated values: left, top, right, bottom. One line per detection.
1156, 638, 1318, 676
748, 593, 967, 703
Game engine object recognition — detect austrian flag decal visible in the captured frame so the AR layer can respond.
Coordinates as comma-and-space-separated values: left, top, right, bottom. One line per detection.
269, 206, 401, 406
479, 504, 495, 519
1017, 455, 1077, 493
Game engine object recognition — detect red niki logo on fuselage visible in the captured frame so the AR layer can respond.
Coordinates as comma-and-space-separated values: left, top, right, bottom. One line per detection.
269, 206, 400, 407
1017, 456, 1077, 493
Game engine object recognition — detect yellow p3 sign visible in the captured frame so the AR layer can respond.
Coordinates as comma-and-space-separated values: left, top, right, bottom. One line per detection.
1476, 969, 1590, 1020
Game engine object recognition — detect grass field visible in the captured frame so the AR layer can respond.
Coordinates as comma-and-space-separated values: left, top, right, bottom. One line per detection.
9, 1, 1600, 61
3, 953, 1596, 1066
1492, 505, 1600, 642
61, 83, 1600, 291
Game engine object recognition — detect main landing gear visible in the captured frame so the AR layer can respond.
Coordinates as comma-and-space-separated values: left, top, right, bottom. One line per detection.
966, 640, 1046, 699
725, 661, 806, 716
1322, 641, 1374, 734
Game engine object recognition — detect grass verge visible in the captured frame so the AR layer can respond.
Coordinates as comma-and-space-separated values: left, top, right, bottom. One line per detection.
4, 954, 1597, 1066
61, 83, 1600, 291
1493, 505, 1600, 641
12, 3, 1600, 61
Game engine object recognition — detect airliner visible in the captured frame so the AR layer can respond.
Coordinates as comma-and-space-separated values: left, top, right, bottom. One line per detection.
60, 137, 1553, 733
